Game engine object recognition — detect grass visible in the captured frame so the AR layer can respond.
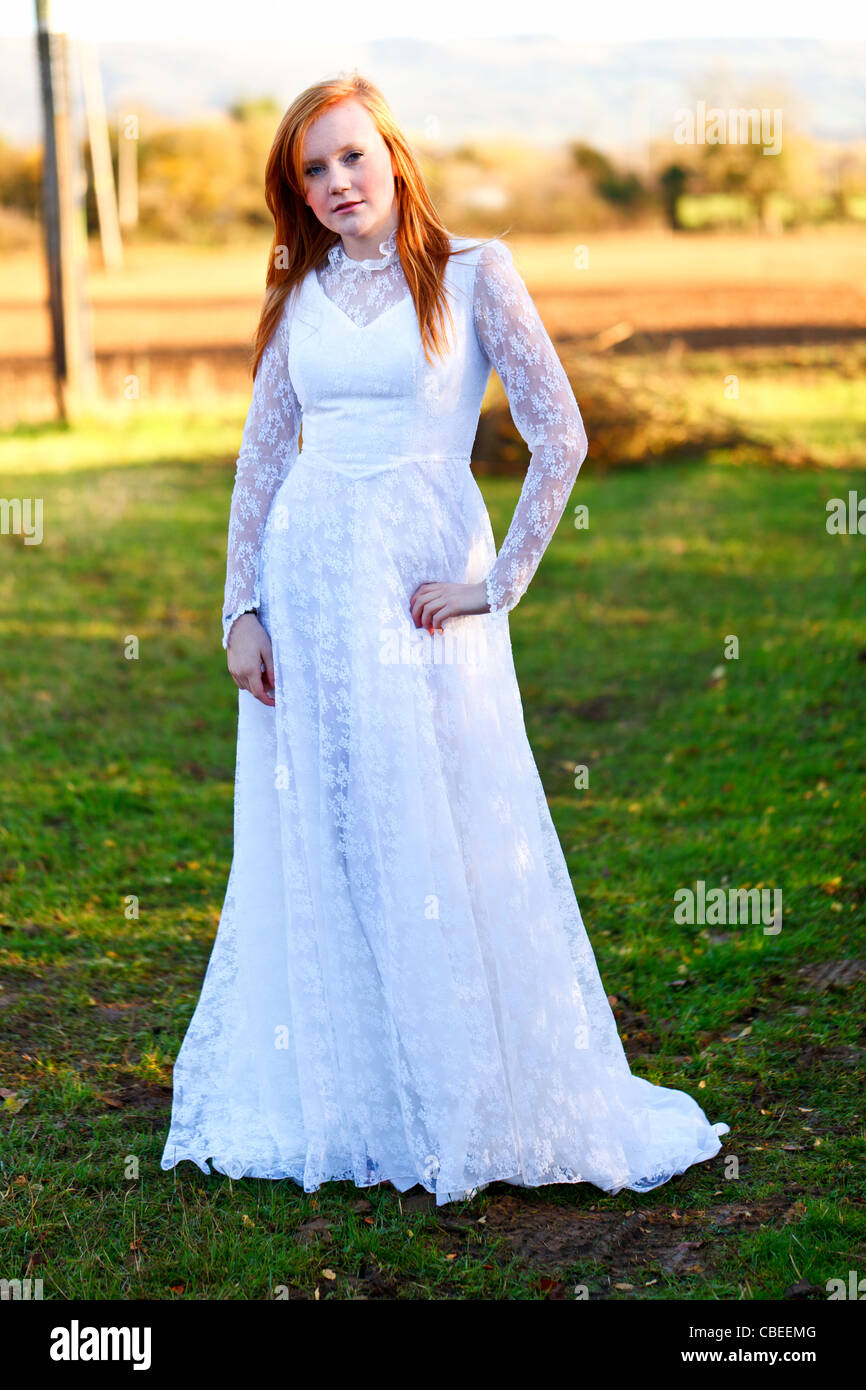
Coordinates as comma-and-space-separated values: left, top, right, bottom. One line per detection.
0, 390, 864, 1300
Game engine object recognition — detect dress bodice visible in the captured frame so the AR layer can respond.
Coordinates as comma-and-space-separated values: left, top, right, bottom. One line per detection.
290, 229, 494, 475
222, 228, 589, 646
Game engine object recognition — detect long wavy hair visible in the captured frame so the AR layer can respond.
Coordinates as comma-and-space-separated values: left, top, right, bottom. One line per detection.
250, 71, 505, 377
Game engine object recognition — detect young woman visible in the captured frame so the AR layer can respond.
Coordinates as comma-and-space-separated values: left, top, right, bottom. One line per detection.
161, 73, 729, 1205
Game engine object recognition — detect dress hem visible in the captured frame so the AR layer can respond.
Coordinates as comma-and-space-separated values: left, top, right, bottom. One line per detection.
159, 1122, 730, 1207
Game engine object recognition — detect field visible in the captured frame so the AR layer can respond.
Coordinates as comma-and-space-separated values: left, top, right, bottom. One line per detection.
0, 229, 864, 1300
1, 227, 865, 427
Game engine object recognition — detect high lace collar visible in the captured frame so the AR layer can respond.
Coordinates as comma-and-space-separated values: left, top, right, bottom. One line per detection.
326, 225, 398, 272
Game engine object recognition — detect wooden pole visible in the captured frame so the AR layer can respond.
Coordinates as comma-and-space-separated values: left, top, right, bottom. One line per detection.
66, 37, 97, 406
33, 0, 96, 420
79, 36, 123, 270
34, 0, 65, 418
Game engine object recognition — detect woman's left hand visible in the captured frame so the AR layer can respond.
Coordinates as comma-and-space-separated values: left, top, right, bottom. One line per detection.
409, 580, 489, 632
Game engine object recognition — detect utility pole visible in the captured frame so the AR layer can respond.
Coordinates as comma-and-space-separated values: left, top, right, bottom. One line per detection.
34, 0, 96, 421
79, 36, 123, 269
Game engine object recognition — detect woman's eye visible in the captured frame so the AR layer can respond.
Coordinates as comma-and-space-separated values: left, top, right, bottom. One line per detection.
305, 152, 361, 177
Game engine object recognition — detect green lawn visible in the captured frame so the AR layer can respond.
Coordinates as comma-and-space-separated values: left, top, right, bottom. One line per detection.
0, 408, 864, 1300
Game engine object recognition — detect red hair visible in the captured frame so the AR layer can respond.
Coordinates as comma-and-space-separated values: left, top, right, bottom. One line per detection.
250, 70, 505, 377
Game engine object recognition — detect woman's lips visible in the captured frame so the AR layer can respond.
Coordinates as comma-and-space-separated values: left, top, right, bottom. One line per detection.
335, 201, 362, 213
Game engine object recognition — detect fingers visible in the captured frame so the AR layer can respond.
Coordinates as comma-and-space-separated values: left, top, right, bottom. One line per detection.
229, 662, 276, 707
262, 643, 276, 696
411, 582, 448, 631
420, 601, 447, 633
409, 587, 426, 626
410, 582, 441, 619
248, 665, 276, 707
258, 638, 276, 702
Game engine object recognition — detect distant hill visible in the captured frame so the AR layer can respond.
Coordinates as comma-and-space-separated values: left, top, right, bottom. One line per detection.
2, 33, 864, 150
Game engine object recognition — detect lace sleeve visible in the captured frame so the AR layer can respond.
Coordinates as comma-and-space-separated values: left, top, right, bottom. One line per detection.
473, 239, 588, 615
222, 295, 302, 649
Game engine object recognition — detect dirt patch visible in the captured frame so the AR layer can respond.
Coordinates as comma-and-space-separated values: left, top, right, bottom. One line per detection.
798, 960, 866, 992
537, 694, 630, 724
795, 1044, 861, 1070
470, 1191, 802, 1285
607, 995, 663, 1057
90, 999, 145, 1024
98, 1075, 174, 1114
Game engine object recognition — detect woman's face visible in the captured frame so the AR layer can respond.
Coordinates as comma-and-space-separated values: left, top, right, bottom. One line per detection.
301, 98, 398, 254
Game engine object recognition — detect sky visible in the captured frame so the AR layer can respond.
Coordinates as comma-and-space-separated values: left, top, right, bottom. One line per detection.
4, 0, 866, 41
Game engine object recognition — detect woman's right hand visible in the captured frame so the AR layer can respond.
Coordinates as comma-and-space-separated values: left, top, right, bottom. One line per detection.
226, 613, 276, 707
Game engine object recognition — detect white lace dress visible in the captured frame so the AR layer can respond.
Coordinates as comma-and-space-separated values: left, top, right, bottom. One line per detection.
160, 228, 729, 1203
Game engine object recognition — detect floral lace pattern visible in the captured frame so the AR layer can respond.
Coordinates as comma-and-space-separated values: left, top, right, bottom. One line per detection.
314, 226, 407, 328
222, 229, 588, 645
221, 299, 302, 648
166, 229, 730, 1205
472, 241, 589, 614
